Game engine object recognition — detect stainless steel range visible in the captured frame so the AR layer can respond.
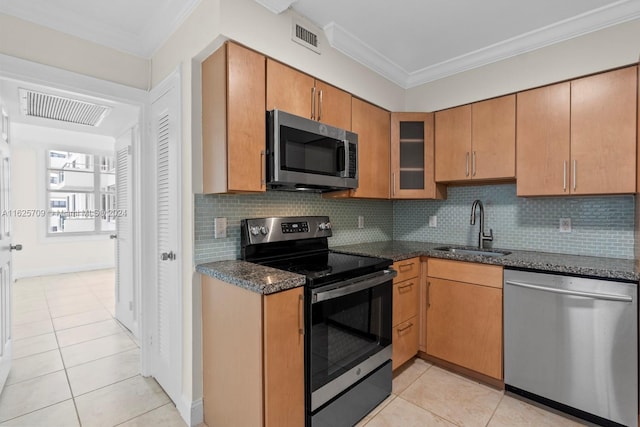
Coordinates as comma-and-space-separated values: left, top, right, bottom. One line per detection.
241, 216, 396, 427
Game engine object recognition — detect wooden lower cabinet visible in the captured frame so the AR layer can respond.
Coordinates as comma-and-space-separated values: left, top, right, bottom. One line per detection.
202, 276, 304, 427
425, 259, 503, 380
392, 257, 420, 370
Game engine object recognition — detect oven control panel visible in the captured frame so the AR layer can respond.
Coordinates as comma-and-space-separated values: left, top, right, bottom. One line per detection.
241, 216, 332, 244
281, 221, 309, 234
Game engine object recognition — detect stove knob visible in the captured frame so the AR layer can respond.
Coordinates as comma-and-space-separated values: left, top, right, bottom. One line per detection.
260, 226, 269, 235
249, 226, 261, 236
319, 222, 332, 231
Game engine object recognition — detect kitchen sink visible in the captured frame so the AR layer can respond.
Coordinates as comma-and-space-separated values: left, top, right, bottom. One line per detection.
433, 246, 511, 257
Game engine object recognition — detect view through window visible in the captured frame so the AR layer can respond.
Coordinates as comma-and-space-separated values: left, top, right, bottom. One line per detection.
47, 150, 116, 235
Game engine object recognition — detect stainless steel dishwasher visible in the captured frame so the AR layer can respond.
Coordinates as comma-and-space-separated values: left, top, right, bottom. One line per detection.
504, 269, 638, 427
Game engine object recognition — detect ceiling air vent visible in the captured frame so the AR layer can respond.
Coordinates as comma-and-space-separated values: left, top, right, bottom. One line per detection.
19, 88, 111, 127
291, 16, 321, 54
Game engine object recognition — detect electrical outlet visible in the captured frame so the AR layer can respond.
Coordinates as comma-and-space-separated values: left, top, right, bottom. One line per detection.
214, 217, 227, 238
559, 218, 571, 233
358, 216, 364, 229
428, 215, 437, 228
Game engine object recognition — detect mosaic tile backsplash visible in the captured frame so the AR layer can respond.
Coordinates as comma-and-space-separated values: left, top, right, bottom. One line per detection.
394, 184, 635, 259
194, 192, 393, 263
195, 184, 635, 263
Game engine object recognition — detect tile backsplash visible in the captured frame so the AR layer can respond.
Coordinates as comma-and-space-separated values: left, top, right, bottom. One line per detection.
194, 192, 393, 263
393, 184, 635, 259
195, 184, 635, 263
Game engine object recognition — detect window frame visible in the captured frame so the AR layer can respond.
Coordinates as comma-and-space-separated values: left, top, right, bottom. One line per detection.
45, 149, 116, 237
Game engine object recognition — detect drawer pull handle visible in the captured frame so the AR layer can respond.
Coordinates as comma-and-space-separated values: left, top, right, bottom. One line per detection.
397, 322, 413, 333
398, 282, 414, 291
398, 263, 414, 271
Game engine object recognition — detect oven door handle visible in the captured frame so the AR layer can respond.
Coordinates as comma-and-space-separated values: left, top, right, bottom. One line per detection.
312, 269, 396, 303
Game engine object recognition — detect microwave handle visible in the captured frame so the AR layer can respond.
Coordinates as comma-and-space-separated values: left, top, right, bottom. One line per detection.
336, 141, 347, 175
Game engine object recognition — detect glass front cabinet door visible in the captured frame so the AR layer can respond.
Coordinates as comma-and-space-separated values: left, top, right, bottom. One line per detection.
390, 112, 445, 199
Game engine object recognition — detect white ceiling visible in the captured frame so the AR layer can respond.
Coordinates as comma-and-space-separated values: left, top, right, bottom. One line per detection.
258, 0, 640, 88
0, 0, 199, 58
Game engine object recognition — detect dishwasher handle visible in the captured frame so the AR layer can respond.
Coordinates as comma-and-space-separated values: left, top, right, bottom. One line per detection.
505, 280, 633, 302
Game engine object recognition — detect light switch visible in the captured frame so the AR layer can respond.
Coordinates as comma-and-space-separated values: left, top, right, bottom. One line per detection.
429, 215, 437, 228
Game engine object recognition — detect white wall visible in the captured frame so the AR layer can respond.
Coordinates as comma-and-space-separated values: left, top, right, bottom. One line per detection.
405, 18, 640, 111
11, 123, 116, 278
0, 13, 150, 90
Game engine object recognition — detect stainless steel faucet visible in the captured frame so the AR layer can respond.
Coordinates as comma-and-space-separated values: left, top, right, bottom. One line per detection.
470, 199, 493, 249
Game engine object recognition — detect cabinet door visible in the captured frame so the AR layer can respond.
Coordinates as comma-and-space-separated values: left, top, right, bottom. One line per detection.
263, 287, 305, 427
516, 82, 570, 196
202, 42, 266, 194
315, 80, 352, 130
227, 43, 267, 192
426, 278, 502, 379
350, 98, 390, 199
392, 113, 442, 198
571, 66, 637, 195
266, 59, 314, 119
435, 105, 471, 182
471, 95, 516, 180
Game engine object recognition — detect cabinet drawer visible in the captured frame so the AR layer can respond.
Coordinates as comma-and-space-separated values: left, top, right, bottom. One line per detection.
392, 317, 418, 370
393, 279, 419, 326
427, 258, 502, 288
393, 257, 420, 283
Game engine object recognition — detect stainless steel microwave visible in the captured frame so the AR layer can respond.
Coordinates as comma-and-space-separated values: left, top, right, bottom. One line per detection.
266, 109, 358, 192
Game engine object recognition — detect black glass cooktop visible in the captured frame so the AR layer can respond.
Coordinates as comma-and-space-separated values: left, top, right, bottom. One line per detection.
260, 251, 391, 287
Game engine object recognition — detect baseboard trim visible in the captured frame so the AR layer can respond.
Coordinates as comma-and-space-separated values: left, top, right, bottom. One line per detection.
14, 263, 115, 279
177, 396, 203, 427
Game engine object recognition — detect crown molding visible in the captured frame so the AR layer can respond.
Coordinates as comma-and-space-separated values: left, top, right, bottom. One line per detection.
324, 0, 640, 89
253, 0, 297, 14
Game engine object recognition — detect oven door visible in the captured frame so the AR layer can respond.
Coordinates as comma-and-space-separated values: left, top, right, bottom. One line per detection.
308, 269, 394, 412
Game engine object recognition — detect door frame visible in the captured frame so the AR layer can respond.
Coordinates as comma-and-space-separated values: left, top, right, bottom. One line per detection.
0, 53, 150, 373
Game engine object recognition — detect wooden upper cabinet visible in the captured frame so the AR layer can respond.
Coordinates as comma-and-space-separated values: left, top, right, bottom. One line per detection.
392, 112, 444, 199
570, 66, 637, 195
517, 66, 637, 196
435, 95, 515, 183
516, 82, 571, 196
266, 59, 351, 130
202, 42, 266, 194
314, 80, 352, 130
349, 98, 390, 199
435, 105, 471, 182
266, 59, 314, 120
472, 95, 516, 180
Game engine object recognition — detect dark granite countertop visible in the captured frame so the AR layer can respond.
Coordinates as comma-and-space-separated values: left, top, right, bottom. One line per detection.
331, 241, 640, 282
196, 260, 305, 294
196, 241, 639, 294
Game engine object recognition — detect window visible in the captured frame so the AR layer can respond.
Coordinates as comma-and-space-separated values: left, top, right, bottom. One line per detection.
47, 150, 116, 236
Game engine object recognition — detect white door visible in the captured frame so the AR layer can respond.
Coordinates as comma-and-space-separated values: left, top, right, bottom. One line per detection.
150, 73, 181, 405
0, 106, 17, 393
114, 127, 137, 336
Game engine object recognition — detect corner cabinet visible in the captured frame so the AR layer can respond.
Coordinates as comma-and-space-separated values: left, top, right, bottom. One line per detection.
391, 113, 445, 199
202, 276, 304, 427
517, 66, 637, 196
202, 42, 266, 193
392, 258, 421, 370
426, 259, 503, 381
434, 95, 515, 183
266, 59, 352, 130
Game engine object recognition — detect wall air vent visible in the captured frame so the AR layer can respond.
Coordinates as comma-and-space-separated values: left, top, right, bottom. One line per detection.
291, 16, 321, 54
19, 88, 111, 127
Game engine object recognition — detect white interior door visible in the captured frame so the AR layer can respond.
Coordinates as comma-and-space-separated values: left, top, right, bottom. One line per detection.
114, 127, 137, 336
150, 73, 181, 405
0, 105, 16, 393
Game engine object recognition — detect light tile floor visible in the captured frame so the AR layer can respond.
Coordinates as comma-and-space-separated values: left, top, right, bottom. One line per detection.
0, 270, 186, 427
3, 270, 591, 426
357, 358, 589, 427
